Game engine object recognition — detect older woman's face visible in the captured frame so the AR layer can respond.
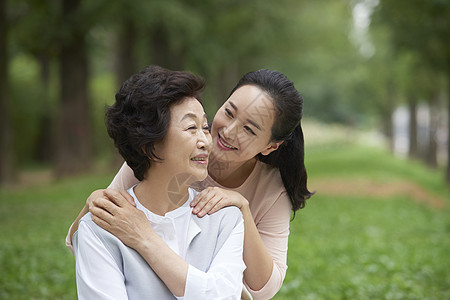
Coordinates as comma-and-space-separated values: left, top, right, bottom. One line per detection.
210, 85, 278, 165
153, 97, 211, 182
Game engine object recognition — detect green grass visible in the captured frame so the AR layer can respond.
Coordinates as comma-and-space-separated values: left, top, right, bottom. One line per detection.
275, 143, 450, 299
0, 174, 113, 299
0, 141, 449, 299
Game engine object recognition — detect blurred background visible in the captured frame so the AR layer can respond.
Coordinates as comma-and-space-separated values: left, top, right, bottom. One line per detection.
0, 0, 449, 299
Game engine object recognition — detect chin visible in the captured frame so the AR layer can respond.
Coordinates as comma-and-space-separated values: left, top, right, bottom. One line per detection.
193, 170, 208, 182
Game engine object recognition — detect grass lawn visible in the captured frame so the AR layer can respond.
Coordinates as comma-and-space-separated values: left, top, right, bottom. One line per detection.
0, 134, 449, 299
0, 174, 112, 299
275, 142, 450, 299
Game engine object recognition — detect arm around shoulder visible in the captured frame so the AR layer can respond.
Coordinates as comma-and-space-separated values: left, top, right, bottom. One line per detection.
238, 191, 292, 299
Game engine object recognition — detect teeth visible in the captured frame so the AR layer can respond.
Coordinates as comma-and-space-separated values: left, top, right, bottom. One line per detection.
191, 157, 206, 161
220, 136, 236, 149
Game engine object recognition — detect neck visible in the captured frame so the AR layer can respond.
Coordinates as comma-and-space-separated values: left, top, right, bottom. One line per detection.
134, 171, 190, 216
208, 156, 257, 188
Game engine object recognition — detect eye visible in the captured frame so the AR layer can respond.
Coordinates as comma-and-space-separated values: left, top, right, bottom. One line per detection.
203, 124, 210, 131
225, 108, 233, 118
244, 126, 256, 135
187, 125, 197, 131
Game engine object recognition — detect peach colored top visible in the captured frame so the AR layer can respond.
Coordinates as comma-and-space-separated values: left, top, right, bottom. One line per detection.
107, 160, 291, 300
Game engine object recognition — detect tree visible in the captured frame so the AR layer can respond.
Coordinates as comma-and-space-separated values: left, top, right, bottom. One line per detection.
55, 0, 93, 176
372, 0, 450, 183
0, 0, 14, 184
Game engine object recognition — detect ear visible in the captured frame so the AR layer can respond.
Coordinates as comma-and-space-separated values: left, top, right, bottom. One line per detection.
260, 141, 283, 156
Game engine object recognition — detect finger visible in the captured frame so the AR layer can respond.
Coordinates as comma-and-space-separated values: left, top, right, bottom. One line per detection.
208, 200, 226, 215
103, 189, 128, 208
120, 189, 136, 207
91, 213, 112, 232
197, 195, 222, 217
86, 189, 104, 209
191, 189, 209, 207
92, 197, 119, 216
90, 205, 113, 224
192, 194, 211, 214
199, 194, 222, 215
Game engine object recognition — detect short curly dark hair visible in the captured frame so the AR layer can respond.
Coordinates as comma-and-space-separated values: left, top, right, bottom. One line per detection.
106, 65, 205, 180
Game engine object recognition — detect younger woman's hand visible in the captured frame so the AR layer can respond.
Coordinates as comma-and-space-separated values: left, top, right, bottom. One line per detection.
89, 189, 151, 250
86, 189, 136, 211
190, 187, 248, 217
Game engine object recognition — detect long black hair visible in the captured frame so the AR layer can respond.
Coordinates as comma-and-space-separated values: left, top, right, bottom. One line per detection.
230, 69, 313, 218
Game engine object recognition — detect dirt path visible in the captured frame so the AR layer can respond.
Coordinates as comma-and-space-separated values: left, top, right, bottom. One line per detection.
310, 178, 447, 209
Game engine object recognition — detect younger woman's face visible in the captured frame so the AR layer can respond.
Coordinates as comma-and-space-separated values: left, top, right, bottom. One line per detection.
210, 85, 279, 165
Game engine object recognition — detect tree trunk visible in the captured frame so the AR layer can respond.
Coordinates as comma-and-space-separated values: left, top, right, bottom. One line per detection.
381, 110, 394, 153
116, 19, 138, 86
35, 54, 55, 163
150, 23, 185, 70
0, 0, 14, 185
55, 0, 92, 176
446, 72, 450, 185
426, 92, 439, 168
408, 98, 419, 159
151, 24, 172, 69
383, 81, 395, 153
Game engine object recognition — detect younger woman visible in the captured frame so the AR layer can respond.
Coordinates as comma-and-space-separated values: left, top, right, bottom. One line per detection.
69, 68, 312, 299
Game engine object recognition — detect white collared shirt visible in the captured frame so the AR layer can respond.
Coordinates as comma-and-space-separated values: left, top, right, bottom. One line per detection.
74, 187, 245, 299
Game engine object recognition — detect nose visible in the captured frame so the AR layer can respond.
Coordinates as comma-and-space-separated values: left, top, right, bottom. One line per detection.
197, 129, 212, 151
222, 119, 239, 141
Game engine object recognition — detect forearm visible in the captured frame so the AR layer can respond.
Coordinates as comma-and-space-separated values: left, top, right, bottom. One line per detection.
137, 233, 188, 297
241, 202, 274, 291
134, 216, 244, 299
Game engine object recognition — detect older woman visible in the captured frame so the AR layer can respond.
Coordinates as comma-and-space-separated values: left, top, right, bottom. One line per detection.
72, 65, 245, 299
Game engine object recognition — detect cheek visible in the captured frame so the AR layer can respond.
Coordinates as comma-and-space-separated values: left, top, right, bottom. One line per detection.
211, 112, 227, 129
206, 134, 213, 146
241, 136, 269, 154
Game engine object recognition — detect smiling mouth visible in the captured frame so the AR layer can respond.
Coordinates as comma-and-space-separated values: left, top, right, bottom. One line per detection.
218, 133, 238, 150
190, 156, 208, 165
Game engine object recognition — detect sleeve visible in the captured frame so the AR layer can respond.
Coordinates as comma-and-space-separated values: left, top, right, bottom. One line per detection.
73, 220, 129, 300
65, 223, 75, 254
107, 162, 140, 190
183, 215, 246, 299
244, 192, 291, 300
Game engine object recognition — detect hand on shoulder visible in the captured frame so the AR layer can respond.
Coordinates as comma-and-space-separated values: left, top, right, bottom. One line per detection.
190, 187, 249, 217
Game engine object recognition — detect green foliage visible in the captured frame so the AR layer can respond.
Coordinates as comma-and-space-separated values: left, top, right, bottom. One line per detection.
9, 54, 54, 165
373, 0, 449, 70
267, 1, 369, 124
4, 0, 450, 178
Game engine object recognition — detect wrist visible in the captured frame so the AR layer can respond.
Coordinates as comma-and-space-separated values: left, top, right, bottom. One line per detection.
240, 198, 250, 213
135, 234, 153, 253
135, 229, 158, 252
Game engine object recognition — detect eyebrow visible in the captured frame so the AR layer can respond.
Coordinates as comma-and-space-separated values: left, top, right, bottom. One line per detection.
181, 113, 208, 122
228, 101, 262, 131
